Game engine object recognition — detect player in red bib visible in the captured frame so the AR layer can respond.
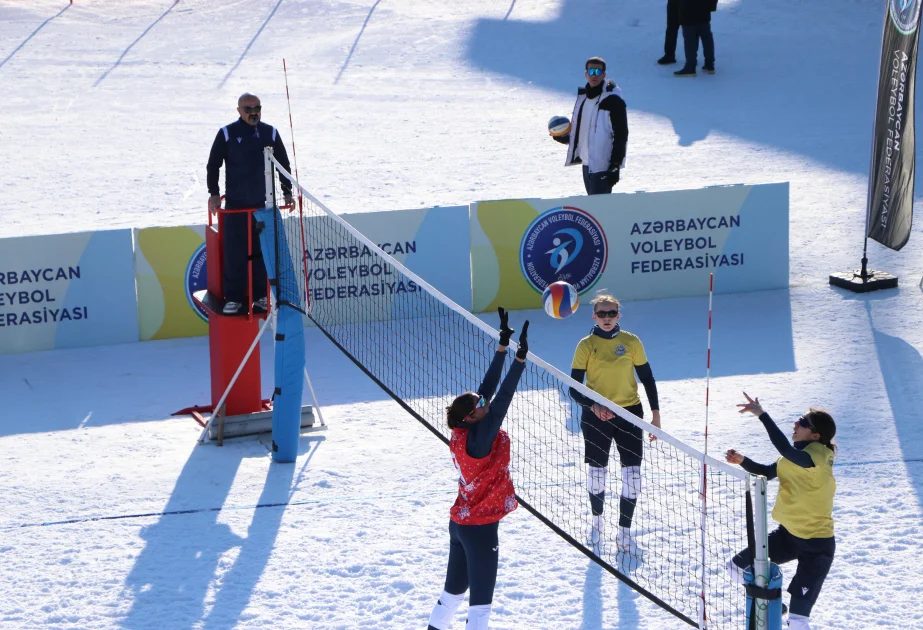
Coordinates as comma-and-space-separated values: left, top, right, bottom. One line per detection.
427, 307, 529, 630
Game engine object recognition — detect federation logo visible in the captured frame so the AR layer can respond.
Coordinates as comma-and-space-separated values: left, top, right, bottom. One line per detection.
615, 344, 626, 356
185, 244, 209, 321
891, 0, 922, 34
519, 206, 608, 293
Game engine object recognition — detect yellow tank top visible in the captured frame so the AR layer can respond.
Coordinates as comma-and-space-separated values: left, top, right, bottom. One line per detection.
772, 442, 836, 539
571, 330, 648, 407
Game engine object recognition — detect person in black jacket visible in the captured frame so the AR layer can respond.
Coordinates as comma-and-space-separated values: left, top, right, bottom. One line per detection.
657, 0, 680, 65
674, 0, 717, 77
207, 93, 294, 314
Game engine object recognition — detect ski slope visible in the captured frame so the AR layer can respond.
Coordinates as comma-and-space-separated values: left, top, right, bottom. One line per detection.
2, 1, 923, 628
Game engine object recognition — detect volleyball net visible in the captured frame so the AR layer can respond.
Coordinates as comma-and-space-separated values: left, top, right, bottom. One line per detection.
265, 150, 761, 629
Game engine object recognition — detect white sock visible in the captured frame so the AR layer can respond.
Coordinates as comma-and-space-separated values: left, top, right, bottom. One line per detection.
788, 613, 811, 629
428, 590, 465, 630
465, 604, 492, 630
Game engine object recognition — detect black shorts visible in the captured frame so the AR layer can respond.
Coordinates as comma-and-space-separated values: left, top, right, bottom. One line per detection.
732, 525, 835, 617
580, 402, 644, 468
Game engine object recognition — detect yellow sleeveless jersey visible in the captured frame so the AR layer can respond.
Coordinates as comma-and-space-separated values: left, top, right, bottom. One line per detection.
571, 330, 648, 407
772, 442, 836, 539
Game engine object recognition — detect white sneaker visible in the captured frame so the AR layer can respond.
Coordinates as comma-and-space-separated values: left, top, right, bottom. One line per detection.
616, 526, 633, 551
254, 296, 268, 311
587, 516, 605, 553
223, 300, 242, 315
788, 613, 811, 629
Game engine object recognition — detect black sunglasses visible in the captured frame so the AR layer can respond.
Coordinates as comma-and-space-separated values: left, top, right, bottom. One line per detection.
796, 416, 815, 430
241, 105, 262, 113
595, 309, 619, 319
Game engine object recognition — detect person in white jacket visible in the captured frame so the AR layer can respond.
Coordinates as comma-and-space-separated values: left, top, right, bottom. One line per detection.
564, 57, 629, 195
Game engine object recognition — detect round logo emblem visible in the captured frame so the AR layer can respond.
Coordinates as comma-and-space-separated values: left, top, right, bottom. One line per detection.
519, 206, 608, 293
185, 244, 209, 321
615, 344, 626, 356
891, 0, 922, 34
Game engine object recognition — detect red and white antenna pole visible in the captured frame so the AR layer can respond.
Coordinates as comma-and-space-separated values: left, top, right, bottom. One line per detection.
698, 272, 714, 629
282, 59, 311, 309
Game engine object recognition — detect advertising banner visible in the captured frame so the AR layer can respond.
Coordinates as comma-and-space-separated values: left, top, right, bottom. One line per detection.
0, 229, 138, 354
866, 0, 923, 251
135, 226, 209, 341
305, 205, 472, 317
471, 183, 788, 312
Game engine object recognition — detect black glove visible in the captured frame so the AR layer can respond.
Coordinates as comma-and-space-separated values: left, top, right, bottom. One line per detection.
498, 306, 514, 346
515, 321, 530, 360
552, 133, 570, 145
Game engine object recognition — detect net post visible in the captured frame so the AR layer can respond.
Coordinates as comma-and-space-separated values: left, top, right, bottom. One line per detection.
264, 146, 274, 209
751, 475, 771, 628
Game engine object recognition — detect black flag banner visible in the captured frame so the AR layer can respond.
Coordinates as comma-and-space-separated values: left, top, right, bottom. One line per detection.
867, 0, 923, 251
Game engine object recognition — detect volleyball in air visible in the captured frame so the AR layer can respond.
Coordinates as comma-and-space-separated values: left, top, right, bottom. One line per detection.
542, 281, 579, 319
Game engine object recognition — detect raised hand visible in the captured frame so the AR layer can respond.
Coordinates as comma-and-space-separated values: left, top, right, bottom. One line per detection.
736, 392, 764, 417
515, 320, 529, 361
498, 306, 514, 346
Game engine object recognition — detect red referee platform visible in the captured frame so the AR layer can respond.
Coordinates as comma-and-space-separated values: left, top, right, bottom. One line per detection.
175, 202, 317, 444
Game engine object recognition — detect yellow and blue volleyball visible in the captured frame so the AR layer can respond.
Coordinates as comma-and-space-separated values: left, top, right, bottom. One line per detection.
542, 281, 579, 319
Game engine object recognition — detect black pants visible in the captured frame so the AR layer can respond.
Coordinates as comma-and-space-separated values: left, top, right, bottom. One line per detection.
443, 520, 500, 606
732, 525, 835, 617
681, 22, 715, 70
222, 210, 267, 304
582, 165, 619, 195
664, 0, 679, 58
581, 403, 644, 468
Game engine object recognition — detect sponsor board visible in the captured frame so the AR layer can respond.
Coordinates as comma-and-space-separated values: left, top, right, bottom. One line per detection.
0, 229, 138, 354
471, 183, 789, 311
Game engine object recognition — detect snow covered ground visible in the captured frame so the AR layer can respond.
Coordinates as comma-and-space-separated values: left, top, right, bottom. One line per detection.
2, 0, 923, 628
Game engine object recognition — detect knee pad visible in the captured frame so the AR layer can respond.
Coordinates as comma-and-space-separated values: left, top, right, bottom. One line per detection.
465, 604, 492, 630
621, 465, 641, 500
588, 466, 607, 495
427, 590, 465, 630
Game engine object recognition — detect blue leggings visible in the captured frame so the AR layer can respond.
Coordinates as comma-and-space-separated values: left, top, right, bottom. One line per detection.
443, 520, 500, 606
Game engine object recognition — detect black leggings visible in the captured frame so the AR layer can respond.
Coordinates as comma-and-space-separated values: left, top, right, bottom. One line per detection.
733, 525, 835, 617
443, 520, 500, 606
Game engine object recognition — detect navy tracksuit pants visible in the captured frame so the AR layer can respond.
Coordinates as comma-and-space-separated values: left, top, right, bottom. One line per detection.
222, 209, 267, 304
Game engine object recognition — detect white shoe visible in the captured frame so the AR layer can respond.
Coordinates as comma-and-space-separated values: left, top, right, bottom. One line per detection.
616, 526, 633, 551
253, 296, 268, 311
788, 613, 811, 629
587, 515, 605, 552
223, 300, 242, 315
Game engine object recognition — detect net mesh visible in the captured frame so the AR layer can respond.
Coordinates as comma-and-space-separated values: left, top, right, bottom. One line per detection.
267, 154, 754, 628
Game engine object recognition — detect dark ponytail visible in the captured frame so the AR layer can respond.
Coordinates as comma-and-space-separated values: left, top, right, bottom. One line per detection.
805, 409, 837, 453
447, 392, 478, 429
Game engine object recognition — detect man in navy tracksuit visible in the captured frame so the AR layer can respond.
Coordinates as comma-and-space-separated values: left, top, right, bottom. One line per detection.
207, 93, 294, 314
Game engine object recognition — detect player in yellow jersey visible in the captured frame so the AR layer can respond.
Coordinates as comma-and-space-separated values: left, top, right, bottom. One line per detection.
569, 294, 661, 552
725, 392, 837, 630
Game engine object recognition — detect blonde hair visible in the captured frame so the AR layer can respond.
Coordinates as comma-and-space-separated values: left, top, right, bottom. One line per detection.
589, 292, 619, 309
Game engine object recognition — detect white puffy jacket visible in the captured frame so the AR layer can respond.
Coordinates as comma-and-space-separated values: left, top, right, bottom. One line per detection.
565, 81, 628, 174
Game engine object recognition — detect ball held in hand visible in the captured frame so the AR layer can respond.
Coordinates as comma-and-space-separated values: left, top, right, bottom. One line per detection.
548, 115, 571, 144
542, 281, 579, 319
